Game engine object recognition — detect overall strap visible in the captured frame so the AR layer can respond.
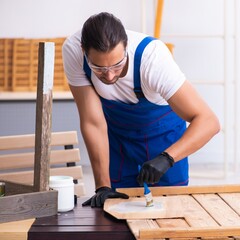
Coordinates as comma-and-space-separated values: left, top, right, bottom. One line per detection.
134, 36, 156, 99
83, 55, 91, 80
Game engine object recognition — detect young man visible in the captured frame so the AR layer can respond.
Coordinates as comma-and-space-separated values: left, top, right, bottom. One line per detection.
62, 12, 220, 207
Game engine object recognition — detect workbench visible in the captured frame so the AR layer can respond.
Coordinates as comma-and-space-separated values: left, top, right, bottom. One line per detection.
2, 185, 240, 240
28, 197, 135, 240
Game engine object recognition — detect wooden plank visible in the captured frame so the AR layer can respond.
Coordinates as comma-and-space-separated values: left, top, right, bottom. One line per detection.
12, 39, 30, 90
33, 42, 55, 192
3, 181, 34, 195
116, 185, 240, 196
0, 190, 57, 223
74, 182, 86, 197
0, 39, 13, 91
0, 131, 78, 150
0, 218, 35, 240
139, 226, 240, 239
0, 148, 80, 170
104, 195, 218, 225
193, 193, 240, 226
178, 195, 218, 227
127, 219, 162, 240
156, 218, 197, 240
51, 131, 78, 146
219, 193, 240, 215
0, 166, 83, 184
201, 238, 234, 240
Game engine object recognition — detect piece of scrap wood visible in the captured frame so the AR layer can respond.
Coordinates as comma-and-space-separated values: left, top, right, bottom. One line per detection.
0, 218, 35, 240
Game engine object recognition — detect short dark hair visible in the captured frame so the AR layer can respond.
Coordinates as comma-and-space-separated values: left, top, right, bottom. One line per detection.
81, 12, 128, 55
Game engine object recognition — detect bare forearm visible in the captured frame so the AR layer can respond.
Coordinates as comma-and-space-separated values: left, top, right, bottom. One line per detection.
165, 81, 220, 162
81, 122, 111, 189
165, 113, 220, 162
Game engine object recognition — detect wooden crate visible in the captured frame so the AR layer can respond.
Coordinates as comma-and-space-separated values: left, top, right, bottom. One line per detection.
0, 39, 14, 91
105, 185, 240, 239
10, 37, 68, 92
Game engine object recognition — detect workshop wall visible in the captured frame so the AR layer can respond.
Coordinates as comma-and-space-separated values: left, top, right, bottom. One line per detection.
0, 0, 239, 175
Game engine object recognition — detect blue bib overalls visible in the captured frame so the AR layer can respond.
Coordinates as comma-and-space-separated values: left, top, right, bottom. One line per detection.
84, 36, 189, 190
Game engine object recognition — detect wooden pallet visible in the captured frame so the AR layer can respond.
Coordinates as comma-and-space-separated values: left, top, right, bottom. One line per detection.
104, 185, 240, 239
11, 38, 68, 92
0, 39, 14, 91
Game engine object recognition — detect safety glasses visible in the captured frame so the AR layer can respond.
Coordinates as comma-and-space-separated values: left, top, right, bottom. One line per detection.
85, 51, 127, 74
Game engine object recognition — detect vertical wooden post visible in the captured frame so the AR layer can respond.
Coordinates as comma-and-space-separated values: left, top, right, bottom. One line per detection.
154, 0, 164, 39
34, 42, 55, 192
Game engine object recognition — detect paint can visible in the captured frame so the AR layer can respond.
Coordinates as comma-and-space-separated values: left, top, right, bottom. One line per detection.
49, 176, 74, 212
0, 182, 5, 197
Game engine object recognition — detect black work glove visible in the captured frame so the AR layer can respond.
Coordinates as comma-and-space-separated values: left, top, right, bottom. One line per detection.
82, 186, 129, 208
137, 152, 175, 185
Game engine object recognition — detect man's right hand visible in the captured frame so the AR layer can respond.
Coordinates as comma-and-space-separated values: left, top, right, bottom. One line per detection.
82, 186, 129, 208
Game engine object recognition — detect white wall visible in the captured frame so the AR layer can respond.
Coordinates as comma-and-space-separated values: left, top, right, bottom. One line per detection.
0, 0, 152, 38
1, 0, 239, 174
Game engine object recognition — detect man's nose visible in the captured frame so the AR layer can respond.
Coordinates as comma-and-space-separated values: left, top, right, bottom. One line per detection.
104, 70, 116, 80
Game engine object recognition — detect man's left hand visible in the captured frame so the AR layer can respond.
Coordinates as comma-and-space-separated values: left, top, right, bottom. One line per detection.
137, 152, 175, 185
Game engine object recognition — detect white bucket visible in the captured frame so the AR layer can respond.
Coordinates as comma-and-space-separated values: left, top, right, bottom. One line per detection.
49, 176, 74, 212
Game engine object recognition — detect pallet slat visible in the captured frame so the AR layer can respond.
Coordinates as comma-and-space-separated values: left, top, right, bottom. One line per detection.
0, 131, 78, 150
0, 39, 14, 90
116, 185, 240, 196
0, 148, 80, 170
193, 193, 240, 227
0, 166, 83, 184
139, 226, 240, 239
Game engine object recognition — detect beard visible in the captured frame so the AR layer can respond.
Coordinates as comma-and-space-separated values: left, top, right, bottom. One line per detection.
98, 74, 121, 85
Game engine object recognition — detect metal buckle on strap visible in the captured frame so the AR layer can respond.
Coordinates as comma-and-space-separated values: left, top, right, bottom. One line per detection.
134, 88, 145, 99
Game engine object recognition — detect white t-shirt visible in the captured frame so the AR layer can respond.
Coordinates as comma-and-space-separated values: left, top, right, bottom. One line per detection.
62, 30, 186, 105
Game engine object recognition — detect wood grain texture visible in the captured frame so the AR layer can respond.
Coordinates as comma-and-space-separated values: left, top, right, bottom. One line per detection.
193, 193, 240, 226
0, 218, 35, 240
109, 186, 240, 239
34, 42, 54, 192
139, 226, 240, 239
117, 185, 240, 196
0, 190, 57, 223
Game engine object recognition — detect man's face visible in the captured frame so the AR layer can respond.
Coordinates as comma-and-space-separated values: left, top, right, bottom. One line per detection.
86, 43, 127, 85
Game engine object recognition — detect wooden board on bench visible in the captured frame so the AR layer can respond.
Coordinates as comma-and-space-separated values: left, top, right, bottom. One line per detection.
104, 185, 240, 239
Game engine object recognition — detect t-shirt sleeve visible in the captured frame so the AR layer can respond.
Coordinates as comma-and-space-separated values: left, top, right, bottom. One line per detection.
141, 40, 186, 101
62, 37, 91, 87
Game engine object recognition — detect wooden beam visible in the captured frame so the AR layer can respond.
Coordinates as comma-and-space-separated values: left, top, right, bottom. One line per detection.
117, 185, 240, 196
34, 42, 55, 192
154, 0, 164, 38
139, 226, 240, 239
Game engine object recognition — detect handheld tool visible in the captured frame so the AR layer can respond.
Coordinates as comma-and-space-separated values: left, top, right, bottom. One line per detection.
138, 165, 154, 207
